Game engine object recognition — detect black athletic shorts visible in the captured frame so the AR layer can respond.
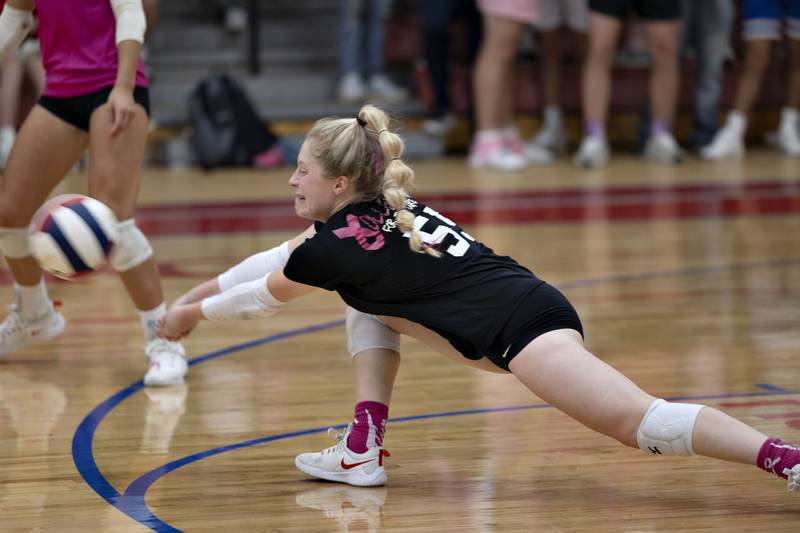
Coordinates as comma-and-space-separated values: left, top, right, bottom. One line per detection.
589, 0, 680, 20
485, 282, 583, 371
38, 85, 150, 132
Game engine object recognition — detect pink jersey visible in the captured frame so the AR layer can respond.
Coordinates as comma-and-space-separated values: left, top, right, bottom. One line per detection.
36, 0, 148, 97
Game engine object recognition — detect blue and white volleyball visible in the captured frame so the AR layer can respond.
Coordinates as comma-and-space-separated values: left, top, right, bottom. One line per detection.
28, 195, 119, 280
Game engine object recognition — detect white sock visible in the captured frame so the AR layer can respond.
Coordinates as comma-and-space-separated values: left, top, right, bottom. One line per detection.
779, 107, 799, 132
543, 106, 562, 128
16, 279, 50, 320
725, 111, 747, 135
139, 302, 166, 343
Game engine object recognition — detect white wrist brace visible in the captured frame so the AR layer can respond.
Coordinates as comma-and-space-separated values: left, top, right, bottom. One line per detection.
110, 0, 147, 44
218, 241, 291, 292
201, 273, 284, 321
0, 5, 33, 61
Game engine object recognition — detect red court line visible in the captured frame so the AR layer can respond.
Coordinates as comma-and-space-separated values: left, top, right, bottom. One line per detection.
136, 180, 800, 236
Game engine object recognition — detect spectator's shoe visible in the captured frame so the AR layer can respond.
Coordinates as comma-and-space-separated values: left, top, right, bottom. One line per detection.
574, 135, 609, 168
469, 138, 527, 171
367, 74, 408, 103
504, 127, 552, 164
524, 141, 554, 165
144, 339, 188, 386
337, 73, 366, 103
0, 302, 65, 355
295, 427, 391, 487
422, 113, 457, 136
700, 126, 744, 160
785, 464, 800, 491
295, 485, 388, 530
530, 123, 568, 154
643, 132, 684, 164
766, 126, 800, 157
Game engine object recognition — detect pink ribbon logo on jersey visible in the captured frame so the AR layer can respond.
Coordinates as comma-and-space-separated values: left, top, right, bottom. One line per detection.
333, 213, 385, 250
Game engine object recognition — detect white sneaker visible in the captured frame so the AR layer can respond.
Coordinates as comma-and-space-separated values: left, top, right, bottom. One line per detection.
469, 141, 527, 171
530, 123, 568, 154
295, 427, 391, 487
367, 74, 408, 103
643, 132, 684, 164
422, 113, 457, 136
524, 141, 554, 165
574, 135, 609, 168
785, 464, 800, 491
0, 303, 65, 355
337, 73, 366, 103
144, 338, 188, 386
700, 126, 744, 160
766, 127, 800, 157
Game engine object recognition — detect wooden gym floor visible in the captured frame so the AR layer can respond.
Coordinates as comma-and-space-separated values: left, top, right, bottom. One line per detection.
1, 150, 800, 532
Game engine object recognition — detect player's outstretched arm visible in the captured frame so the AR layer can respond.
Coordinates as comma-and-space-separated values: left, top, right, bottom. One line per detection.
171, 224, 317, 307
157, 269, 315, 340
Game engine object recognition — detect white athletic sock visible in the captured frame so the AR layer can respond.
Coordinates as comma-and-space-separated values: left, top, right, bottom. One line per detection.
139, 302, 166, 343
725, 111, 747, 135
15, 279, 50, 320
543, 106, 562, 128
779, 107, 799, 132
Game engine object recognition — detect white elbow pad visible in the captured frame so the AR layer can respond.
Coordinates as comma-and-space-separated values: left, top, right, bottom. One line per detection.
110, 0, 147, 44
201, 273, 284, 321
0, 5, 33, 61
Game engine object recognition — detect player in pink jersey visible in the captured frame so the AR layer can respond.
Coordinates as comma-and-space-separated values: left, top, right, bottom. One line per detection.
0, 0, 187, 386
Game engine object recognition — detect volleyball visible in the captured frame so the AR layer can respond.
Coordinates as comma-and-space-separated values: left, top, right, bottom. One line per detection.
28, 194, 120, 280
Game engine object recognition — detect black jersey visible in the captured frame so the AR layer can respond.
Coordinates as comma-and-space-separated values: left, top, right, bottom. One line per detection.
284, 197, 547, 361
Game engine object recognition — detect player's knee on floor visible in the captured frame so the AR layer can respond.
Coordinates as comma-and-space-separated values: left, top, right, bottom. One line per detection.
110, 219, 153, 272
346, 307, 400, 357
637, 399, 704, 456
0, 226, 31, 258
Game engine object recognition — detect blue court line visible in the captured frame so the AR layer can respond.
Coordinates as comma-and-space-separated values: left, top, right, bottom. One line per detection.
120, 388, 800, 532
71, 257, 800, 532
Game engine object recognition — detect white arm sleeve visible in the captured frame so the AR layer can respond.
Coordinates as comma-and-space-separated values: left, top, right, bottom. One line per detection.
217, 242, 291, 292
201, 273, 284, 321
0, 5, 33, 61
110, 0, 146, 44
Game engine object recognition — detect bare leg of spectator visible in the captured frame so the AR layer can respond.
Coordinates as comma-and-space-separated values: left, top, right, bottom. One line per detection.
769, 38, 800, 155
574, 11, 618, 168
469, 15, 528, 171
641, 20, 683, 164
701, 40, 770, 160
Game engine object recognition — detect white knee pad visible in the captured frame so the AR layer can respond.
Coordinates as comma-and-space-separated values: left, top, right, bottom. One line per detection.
637, 399, 704, 456
346, 306, 400, 357
110, 219, 153, 272
0, 226, 30, 259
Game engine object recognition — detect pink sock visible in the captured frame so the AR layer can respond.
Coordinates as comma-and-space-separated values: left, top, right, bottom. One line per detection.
757, 438, 800, 478
346, 401, 388, 454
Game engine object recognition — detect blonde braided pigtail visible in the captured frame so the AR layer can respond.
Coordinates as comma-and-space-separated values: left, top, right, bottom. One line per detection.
358, 105, 440, 257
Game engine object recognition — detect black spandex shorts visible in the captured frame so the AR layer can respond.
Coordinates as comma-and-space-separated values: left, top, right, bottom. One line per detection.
589, 0, 680, 20
485, 282, 583, 371
38, 85, 150, 132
